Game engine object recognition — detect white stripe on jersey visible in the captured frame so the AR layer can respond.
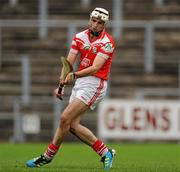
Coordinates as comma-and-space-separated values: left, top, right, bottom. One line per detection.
70, 48, 78, 55
72, 40, 77, 46
97, 52, 109, 59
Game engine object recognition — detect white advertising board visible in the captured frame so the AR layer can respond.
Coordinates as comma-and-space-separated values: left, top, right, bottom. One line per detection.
98, 100, 180, 140
22, 114, 40, 134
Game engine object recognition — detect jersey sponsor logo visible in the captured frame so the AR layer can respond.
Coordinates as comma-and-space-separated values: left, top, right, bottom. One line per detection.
83, 43, 91, 50
104, 43, 113, 53
81, 58, 90, 67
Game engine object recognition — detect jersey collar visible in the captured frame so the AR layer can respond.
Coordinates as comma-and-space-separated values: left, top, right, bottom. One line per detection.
86, 29, 105, 43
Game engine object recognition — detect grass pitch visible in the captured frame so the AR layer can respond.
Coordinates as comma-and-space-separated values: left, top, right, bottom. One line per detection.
0, 143, 180, 172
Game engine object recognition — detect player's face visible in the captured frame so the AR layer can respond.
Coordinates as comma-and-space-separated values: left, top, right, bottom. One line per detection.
89, 17, 105, 34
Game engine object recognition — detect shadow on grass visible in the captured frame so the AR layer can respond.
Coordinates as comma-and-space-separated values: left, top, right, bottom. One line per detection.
1, 161, 107, 172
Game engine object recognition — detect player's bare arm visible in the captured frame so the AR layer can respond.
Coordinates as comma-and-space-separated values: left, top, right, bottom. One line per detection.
67, 51, 77, 66
65, 55, 107, 84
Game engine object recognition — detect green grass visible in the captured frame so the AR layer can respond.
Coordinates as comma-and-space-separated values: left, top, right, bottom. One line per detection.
0, 143, 180, 172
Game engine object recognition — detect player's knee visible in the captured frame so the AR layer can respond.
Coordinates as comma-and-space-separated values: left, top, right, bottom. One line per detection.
70, 122, 78, 133
69, 127, 76, 134
60, 115, 70, 129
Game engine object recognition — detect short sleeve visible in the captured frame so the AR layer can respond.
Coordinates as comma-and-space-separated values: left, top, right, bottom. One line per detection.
69, 36, 79, 55
97, 42, 115, 60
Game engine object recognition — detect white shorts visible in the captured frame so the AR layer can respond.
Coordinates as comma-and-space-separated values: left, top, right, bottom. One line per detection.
69, 76, 107, 110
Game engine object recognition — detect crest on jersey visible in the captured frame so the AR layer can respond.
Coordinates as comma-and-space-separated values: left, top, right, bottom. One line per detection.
83, 44, 91, 50
92, 47, 97, 53
104, 43, 113, 53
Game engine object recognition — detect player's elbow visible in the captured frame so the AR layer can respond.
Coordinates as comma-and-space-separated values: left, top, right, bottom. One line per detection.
92, 65, 100, 74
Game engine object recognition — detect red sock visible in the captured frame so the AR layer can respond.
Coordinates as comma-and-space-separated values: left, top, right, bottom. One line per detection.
92, 139, 108, 157
44, 143, 59, 160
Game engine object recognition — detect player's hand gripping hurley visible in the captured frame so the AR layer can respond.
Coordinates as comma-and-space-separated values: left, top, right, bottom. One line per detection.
57, 56, 73, 100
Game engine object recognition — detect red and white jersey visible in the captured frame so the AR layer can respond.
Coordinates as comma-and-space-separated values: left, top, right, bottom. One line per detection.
70, 29, 115, 80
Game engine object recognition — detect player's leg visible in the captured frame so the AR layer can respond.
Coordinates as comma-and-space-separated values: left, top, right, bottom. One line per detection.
52, 98, 88, 146
26, 98, 88, 168
70, 118, 116, 170
70, 116, 97, 146
68, 77, 116, 170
